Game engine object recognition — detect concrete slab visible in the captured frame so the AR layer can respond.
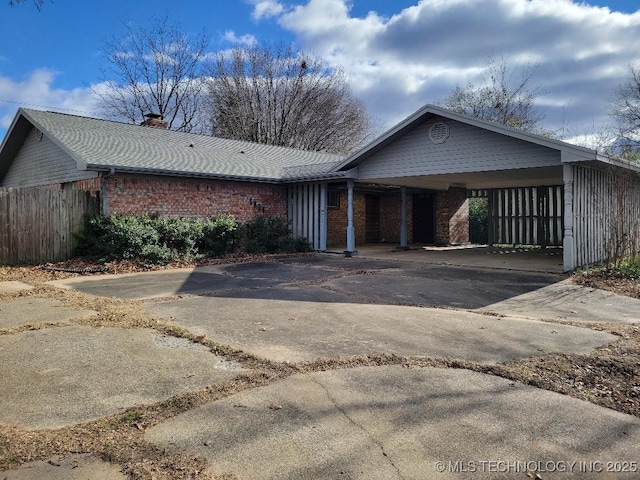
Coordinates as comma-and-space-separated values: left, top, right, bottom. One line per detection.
0, 454, 126, 480
146, 366, 640, 480
0, 281, 33, 294
0, 298, 97, 329
50, 257, 567, 311
324, 264, 561, 309
481, 279, 640, 324
356, 245, 565, 273
145, 297, 618, 363
0, 325, 246, 429
83, 258, 637, 323
49, 262, 343, 300
49, 268, 198, 300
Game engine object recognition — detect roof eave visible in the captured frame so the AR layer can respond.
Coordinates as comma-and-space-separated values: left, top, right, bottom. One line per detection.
594, 153, 640, 173
86, 164, 284, 184
280, 171, 352, 183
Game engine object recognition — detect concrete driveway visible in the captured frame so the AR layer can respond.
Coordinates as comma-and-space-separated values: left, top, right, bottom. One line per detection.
3, 253, 640, 478
147, 367, 640, 480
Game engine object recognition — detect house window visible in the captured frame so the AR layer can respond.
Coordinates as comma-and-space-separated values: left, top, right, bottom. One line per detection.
327, 189, 340, 209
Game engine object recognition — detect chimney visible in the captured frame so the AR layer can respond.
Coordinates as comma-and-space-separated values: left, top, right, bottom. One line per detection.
141, 113, 169, 129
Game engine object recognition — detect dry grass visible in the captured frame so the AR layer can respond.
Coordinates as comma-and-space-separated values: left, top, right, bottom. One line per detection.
0, 258, 639, 478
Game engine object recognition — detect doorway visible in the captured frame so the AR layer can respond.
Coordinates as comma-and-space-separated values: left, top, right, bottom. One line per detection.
413, 193, 435, 244
365, 195, 381, 243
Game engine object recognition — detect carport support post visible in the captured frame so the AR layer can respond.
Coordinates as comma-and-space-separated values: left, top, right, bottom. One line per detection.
319, 183, 327, 251
346, 179, 355, 256
400, 187, 408, 249
563, 164, 575, 272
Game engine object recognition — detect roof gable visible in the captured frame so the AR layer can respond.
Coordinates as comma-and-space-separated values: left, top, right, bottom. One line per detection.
355, 116, 563, 182
332, 104, 603, 173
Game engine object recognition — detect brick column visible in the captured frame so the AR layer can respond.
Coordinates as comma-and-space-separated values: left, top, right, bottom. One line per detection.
435, 187, 469, 245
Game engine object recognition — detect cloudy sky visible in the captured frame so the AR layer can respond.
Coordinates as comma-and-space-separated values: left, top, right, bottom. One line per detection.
1, 0, 639, 145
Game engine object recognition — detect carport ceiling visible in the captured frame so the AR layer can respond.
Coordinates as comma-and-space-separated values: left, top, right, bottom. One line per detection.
356, 165, 564, 190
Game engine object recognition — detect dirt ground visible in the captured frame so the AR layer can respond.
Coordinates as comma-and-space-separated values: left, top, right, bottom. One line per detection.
1, 257, 639, 479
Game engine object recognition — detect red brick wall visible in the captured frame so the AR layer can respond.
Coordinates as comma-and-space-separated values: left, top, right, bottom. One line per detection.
436, 187, 469, 244
69, 175, 469, 246
73, 178, 101, 191
379, 193, 414, 243
73, 178, 101, 196
326, 190, 367, 248
353, 193, 366, 246
103, 175, 288, 222
327, 189, 417, 248
327, 186, 469, 248
326, 192, 346, 247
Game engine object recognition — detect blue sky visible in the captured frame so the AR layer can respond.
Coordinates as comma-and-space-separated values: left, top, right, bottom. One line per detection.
1, 0, 640, 145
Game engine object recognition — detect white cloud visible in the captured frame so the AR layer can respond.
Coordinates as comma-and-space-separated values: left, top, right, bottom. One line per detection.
222, 30, 258, 46
3, 0, 640, 145
0, 69, 100, 132
248, 0, 285, 20
261, 0, 640, 138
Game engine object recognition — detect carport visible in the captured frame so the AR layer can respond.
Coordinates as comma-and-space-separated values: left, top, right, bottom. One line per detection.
288, 105, 640, 272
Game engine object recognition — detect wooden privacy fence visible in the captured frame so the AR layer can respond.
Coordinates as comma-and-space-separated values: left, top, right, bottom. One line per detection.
488, 186, 564, 247
0, 187, 100, 265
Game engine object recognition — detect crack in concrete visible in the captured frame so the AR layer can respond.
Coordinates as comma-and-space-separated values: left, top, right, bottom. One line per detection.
311, 376, 407, 480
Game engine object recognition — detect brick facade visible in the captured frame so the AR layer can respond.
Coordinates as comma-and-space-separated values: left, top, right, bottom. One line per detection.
327, 190, 417, 248
327, 185, 468, 249
106, 176, 288, 222
435, 187, 469, 245
327, 190, 366, 247
71, 175, 288, 222
69, 175, 468, 248
380, 194, 414, 243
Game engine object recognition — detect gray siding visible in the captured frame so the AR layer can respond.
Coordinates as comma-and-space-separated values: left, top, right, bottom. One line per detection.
357, 118, 561, 180
2, 127, 97, 187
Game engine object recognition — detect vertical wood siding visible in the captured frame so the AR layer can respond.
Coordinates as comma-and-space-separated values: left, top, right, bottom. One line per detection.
288, 183, 325, 250
572, 164, 640, 267
0, 187, 100, 265
489, 186, 563, 246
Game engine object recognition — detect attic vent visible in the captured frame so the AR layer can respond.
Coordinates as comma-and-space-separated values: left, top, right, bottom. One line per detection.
35, 129, 44, 141
429, 121, 449, 144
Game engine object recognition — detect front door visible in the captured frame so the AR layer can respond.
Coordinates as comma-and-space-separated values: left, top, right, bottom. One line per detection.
413, 193, 435, 244
365, 195, 381, 243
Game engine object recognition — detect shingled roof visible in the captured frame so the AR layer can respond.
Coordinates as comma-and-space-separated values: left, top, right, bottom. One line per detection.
0, 109, 346, 183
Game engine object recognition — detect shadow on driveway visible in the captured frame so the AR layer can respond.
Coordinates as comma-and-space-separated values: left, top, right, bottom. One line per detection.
55, 255, 564, 310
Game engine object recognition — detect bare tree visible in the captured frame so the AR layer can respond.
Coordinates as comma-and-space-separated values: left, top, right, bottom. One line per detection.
95, 17, 209, 133
609, 63, 640, 160
440, 55, 549, 134
206, 43, 373, 154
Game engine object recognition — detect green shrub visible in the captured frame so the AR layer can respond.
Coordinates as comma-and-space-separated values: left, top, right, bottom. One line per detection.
139, 243, 175, 264
612, 256, 640, 280
76, 214, 160, 260
243, 215, 311, 254
153, 215, 203, 258
469, 197, 489, 244
200, 214, 243, 257
281, 236, 313, 253
75, 213, 310, 263
76, 214, 197, 263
